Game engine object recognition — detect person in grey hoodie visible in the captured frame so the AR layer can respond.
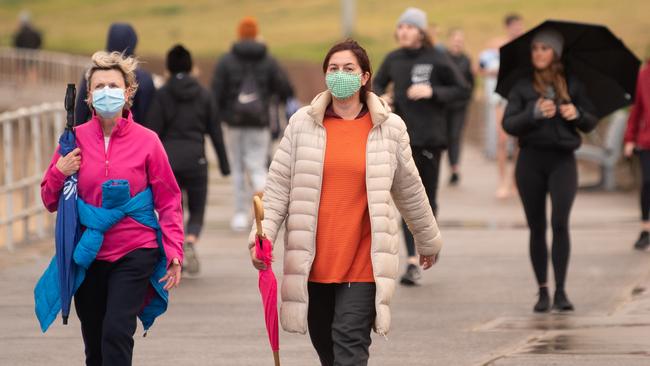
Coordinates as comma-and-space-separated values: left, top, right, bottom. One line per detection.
146, 44, 230, 275
75, 23, 155, 125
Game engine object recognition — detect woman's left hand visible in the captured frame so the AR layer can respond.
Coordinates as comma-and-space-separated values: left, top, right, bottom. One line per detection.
420, 254, 438, 270
559, 103, 579, 121
159, 258, 182, 290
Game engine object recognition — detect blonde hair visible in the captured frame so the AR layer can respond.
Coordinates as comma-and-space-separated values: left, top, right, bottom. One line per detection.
85, 51, 139, 108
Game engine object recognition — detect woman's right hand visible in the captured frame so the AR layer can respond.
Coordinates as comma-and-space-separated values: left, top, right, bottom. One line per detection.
536, 98, 557, 119
624, 142, 636, 158
250, 245, 267, 270
55, 148, 81, 176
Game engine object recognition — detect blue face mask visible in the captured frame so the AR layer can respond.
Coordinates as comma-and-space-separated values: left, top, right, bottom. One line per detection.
92, 87, 126, 118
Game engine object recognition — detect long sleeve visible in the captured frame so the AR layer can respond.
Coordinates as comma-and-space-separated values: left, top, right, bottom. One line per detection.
248, 122, 293, 248
40, 147, 66, 212
211, 57, 229, 122
571, 79, 599, 133
206, 96, 230, 176
502, 85, 538, 136
624, 72, 645, 143
373, 56, 392, 96
432, 54, 471, 104
145, 92, 166, 136
147, 138, 184, 267
390, 129, 442, 257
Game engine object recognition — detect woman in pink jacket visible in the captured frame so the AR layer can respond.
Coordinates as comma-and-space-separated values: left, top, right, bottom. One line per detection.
624, 56, 650, 250
40, 51, 184, 365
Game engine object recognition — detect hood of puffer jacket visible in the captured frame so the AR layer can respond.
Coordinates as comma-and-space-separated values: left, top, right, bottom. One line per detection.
306, 91, 392, 126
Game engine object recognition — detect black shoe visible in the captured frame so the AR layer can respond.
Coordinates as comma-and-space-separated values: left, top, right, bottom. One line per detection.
534, 287, 551, 313
634, 231, 650, 250
449, 173, 460, 186
552, 289, 574, 312
183, 242, 200, 275
400, 264, 421, 286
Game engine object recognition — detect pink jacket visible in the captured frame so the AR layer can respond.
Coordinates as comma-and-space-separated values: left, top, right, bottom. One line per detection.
41, 112, 184, 266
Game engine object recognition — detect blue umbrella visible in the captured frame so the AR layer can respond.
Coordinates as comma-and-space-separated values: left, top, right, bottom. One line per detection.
55, 84, 81, 325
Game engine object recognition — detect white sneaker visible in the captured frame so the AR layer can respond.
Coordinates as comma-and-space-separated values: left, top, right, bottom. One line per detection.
230, 212, 250, 232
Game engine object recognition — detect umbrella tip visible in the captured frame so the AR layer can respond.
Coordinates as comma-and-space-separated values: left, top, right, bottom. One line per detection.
62, 316, 68, 325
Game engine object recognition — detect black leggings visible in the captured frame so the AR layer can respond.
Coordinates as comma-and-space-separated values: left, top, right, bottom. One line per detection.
639, 150, 650, 221
174, 167, 208, 238
446, 105, 469, 167
402, 147, 442, 257
515, 148, 577, 289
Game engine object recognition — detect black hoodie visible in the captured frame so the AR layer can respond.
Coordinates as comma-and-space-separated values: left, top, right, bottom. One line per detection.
75, 23, 155, 125
211, 40, 293, 127
146, 73, 230, 176
374, 46, 471, 149
502, 76, 598, 151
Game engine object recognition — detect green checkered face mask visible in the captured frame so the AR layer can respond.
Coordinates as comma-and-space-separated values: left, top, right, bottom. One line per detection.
326, 71, 362, 99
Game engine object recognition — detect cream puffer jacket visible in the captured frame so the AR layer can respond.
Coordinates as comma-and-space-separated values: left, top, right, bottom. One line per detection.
249, 91, 442, 336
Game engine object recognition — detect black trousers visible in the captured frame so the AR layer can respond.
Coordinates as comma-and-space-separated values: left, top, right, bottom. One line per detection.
515, 148, 576, 289
174, 167, 208, 238
639, 150, 650, 221
446, 105, 469, 167
307, 282, 376, 366
402, 147, 442, 257
74, 248, 159, 366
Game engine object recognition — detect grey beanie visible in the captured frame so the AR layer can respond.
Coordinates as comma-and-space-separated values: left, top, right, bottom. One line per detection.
397, 7, 428, 31
532, 28, 565, 58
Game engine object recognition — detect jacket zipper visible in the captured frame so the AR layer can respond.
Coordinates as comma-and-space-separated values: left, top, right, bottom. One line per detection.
365, 125, 377, 282
104, 125, 117, 177
308, 125, 327, 272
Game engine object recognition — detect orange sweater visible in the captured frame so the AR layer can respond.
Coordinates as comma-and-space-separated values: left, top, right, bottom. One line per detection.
309, 112, 374, 283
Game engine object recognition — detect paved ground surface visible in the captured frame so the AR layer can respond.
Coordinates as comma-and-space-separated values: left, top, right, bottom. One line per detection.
0, 143, 649, 366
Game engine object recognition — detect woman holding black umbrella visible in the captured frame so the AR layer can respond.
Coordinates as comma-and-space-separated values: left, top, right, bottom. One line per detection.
502, 28, 598, 313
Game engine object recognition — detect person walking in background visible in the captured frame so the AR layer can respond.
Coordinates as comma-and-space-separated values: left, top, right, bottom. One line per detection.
623, 50, 650, 250
479, 13, 525, 198
502, 29, 598, 313
249, 39, 441, 366
75, 23, 155, 125
211, 16, 293, 232
12, 11, 42, 50
146, 44, 231, 274
40, 51, 184, 365
444, 27, 475, 185
374, 7, 469, 286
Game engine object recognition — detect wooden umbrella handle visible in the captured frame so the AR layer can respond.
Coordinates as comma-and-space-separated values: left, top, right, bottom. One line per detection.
273, 351, 280, 366
253, 195, 264, 237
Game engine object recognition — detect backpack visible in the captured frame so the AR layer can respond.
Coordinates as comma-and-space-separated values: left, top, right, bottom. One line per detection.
232, 63, 267, 126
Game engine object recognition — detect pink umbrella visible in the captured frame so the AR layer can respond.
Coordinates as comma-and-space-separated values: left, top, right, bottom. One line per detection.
253, 196, 280, 366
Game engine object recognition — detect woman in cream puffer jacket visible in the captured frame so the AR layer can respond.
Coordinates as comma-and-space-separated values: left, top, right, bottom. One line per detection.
249, 41, 442, 350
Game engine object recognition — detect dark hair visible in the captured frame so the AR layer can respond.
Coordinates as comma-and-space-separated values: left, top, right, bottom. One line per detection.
504, 13, 522, 26
322, 39, 372, 103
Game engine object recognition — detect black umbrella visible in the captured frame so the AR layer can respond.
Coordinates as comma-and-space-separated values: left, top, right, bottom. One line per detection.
496, 19, 641, 118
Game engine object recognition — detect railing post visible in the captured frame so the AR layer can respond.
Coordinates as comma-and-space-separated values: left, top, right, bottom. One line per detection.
3, 119, 14, 251
31, 111, 45, 239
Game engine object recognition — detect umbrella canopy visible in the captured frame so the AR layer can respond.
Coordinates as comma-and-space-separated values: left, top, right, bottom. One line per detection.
496, 20, 641, 118
253, 196, 280, 366
56, 84, 81, 324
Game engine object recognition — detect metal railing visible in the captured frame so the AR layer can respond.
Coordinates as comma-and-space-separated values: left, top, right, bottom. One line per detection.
0, 47, 89, 86
0, 103, 64, 250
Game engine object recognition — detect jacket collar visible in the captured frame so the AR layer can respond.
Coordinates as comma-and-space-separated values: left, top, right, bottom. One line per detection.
88, 110, 134, 139
307, 91, 391, 127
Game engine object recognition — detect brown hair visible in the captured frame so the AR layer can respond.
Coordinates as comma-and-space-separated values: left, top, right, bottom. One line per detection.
322, 39, 373, 103
533, 59, 570, 103
504, 13, 522, 27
